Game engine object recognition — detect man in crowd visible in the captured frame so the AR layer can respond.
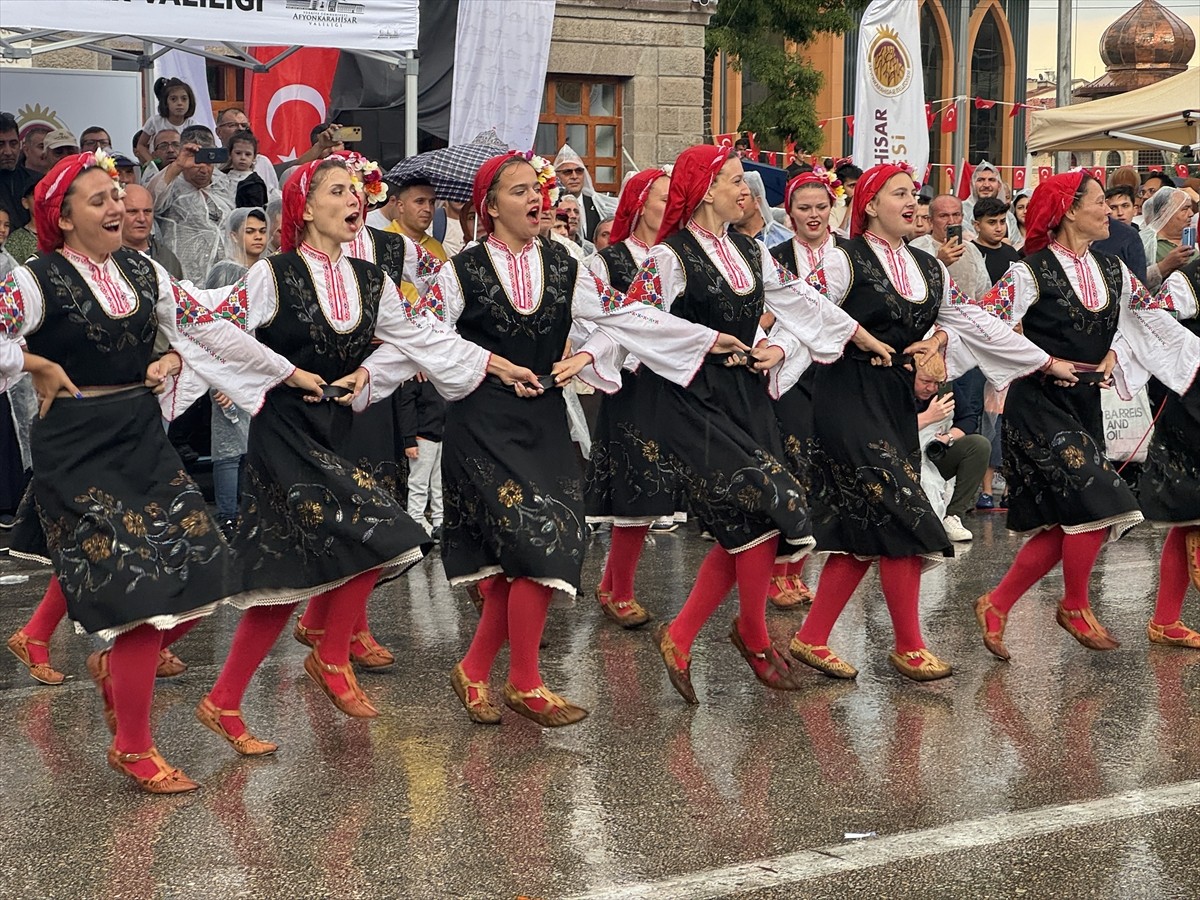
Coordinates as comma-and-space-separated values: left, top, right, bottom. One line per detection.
915, 371, 990, 543
0, 112, 38, 229
592, 217, 614, 252
971, 197, 1021, 285
912, 195, 932, 240
150, 126, 235, 282
121, 183, 183, 279
962, 161, 1019, 240
735, 171, 792, 248
385, 177, 448, 289
1094, 185, 1149, 282
20, 124, 52, 176
79, 126, 111, 152
141, 128, 181, 184
910, 194, 989, 300
43, 130, 80, 166
113, 154, 140, 187
554, 144, 606, 241
835, 162, 862, 203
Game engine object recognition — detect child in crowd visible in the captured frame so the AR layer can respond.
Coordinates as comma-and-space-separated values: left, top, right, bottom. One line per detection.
136, 77, 200, 159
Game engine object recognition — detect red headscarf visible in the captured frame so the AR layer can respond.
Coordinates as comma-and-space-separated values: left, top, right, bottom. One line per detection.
471, 151, 524, 235
848, 163, 915, 238
655, 145, 731, 245
1023, 171, 1086, 256
34, 152, 120, 255
609, 167, 667, 244
784, 172, 837, 210
281, 158, 340, 253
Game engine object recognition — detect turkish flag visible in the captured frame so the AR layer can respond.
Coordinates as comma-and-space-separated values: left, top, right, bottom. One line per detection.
1176, 164, 1190, 179
973, 97, 996, 110
846, 116, 855, 137
926, 102, 935, 131
1012, 167, 1027, 190
1037, 166, 1053, 183
944, 165, 955, 186
1090, 166, 1106, 183
1148, 164, 1164, 173
956, 161, 975, 200
247, 47, 340, 163
1009, 103, 1023, 119
817, 120, 829, 130
714, 132, 737, 149
941, 103, 957, 134
767, 151, 777, 166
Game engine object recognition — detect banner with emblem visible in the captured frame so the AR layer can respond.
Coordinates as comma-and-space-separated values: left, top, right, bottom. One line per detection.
851, 0, 929, 179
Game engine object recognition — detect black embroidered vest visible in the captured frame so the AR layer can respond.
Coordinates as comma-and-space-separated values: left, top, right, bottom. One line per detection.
259, 253, 381, 382
24, 248, 159, 385
367, 226, 408, 286
838, 237, 942, 350
1020, 249, 1122, 365
449, 239, 575, 373
771, 235, 841, 279
598, 242, 640, 293
662, 229, 764, 346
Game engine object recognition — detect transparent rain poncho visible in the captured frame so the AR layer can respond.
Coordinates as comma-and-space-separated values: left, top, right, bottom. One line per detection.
153, 172, 236, 283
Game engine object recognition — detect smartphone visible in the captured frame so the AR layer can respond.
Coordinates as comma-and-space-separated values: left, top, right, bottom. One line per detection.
945, 224, 963, 244
193, 147, 229, 165
1072, 371, 1107, 385
320, 383, 352, 401
332, 126, 363, 143
1183, 225, 1197, 248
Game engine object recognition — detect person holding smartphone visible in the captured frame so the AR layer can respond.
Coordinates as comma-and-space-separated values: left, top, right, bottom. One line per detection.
147, 125, 235, 282
910, 194, 990, 301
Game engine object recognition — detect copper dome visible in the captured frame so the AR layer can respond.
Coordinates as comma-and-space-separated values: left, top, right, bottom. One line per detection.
1076, 0, 1196, 99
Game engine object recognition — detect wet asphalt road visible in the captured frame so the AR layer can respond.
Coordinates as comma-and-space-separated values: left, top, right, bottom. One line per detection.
1, 513, 1198, 899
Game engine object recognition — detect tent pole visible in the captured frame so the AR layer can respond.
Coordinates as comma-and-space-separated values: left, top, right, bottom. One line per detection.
1055, 0, 1072, 173
141, 41, 156, 123
405, 50, 419, 159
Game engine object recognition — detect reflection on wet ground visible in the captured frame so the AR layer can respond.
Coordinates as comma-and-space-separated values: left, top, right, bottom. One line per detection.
1, 516, 1197, 899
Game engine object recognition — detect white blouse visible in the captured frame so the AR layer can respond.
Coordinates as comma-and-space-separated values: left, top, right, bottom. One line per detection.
419, 235, 722, 393
237, 245, 490, 411
784, 233, 837, 280
343, 226, 442, 295
772, 231, 1051, 396
1110, 269, 1200, 398
0, 250, 294, 418
585, 237, 653, 373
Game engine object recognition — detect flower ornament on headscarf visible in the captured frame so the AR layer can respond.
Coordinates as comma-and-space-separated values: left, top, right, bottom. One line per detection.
521, 151, 560, 209
330, 150, 389, 206
784, 166, 844, 211
656, 145, 731, 244
610, 167, 667, 244
34, 149, 125, 255
848, 162, 915, 238
1023, 170, 1087, 256
281, 158, 343, 253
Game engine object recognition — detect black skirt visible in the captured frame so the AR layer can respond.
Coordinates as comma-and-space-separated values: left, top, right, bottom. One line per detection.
337, 392, 407, 508
650, 357, 811, 556
1137, 381, 1200, 525
585, 369, 677, 522
441, 378, 586, 594
809, 353, 952, 560
1002, 376, 1142, 537
773, 369, 816, 492
18, 389, 237, 638
233, 387, 431, 605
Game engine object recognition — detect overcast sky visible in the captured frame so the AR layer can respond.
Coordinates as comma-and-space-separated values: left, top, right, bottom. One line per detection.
1026, 0, 1198, 80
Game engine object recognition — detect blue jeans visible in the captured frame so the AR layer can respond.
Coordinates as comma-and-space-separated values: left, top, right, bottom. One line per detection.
213, 455, 243, 522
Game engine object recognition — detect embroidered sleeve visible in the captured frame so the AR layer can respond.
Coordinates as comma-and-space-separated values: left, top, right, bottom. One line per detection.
805, 265, 828, 298
975, 268, 1018, 322
0, 271, 23, 337
1156, 270, 1199, 320
405, 281, 447, 322
172, 279, 216, 329
945, 276, 972, 308
623, 255, 665, 311
771, 256, 799, 287
208, 278, 250, 330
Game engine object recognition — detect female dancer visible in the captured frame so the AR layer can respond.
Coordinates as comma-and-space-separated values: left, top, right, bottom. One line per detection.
764, 168, 845, 608
198, 156, 538, 754
431, 151, 748, 725
0, 151, 324, 792
292, 151, 442, 670
609, 145, 898, 703
1130, 259, 1200, 646
973, 172, 1147, 659
778, 163, 1075, 681
585, 167, 671, 628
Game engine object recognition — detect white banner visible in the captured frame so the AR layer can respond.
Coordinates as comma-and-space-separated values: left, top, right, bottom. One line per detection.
852, 0, 928, 178
449, 0, 555, 149
0, 68, 141, 157
6, 0, 419, 52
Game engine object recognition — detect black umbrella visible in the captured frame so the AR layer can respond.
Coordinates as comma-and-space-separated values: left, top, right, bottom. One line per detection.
385, 129, 509, 202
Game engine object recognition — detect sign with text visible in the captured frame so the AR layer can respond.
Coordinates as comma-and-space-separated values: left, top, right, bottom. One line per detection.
852, 0, 928, 178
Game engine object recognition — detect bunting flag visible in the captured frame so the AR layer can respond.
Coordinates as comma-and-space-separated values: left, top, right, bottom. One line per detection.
973, 97, 997, 110
1009, 104, 1023, 119
846, 115, 854, 137
767, 151, 777, 166
940, 102, 957, 134
1176, 163, 1191, 179
1149, 164, 1164, 173
784, 138, 797, 166
714, 133, 737, 149
1090, 166, 1106, 182
818, 120, 829, 130
1012, 167, 1027, 190
1037, 165, 1053, 182
956, 161, 976, 200
944, 164, 956, 185
926, 102, 935, 131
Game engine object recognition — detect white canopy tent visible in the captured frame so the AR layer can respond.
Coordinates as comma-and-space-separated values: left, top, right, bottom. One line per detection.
1027, 69, 1200, 157
0, 0, 421, 155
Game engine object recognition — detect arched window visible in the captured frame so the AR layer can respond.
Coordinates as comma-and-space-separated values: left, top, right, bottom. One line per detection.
969, 9, 1005, 164
921, 3, 945, 186
1105, 150, 1123, 168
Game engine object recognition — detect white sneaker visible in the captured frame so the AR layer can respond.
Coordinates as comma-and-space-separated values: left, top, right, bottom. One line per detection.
942, 515, 973, 542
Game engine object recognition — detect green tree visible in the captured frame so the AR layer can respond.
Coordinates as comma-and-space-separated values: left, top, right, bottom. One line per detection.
705, 0, 865, 154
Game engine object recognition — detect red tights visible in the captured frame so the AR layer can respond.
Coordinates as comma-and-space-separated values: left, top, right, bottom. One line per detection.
667, 538, 777, 657
1152, 527, 1193, 629
794, 554, 926, 654
21, 576, 69, 665
110, 618, 199, 778
771, 557, 808, 580
210, 570, 381, 737
599, 524, 650, 601
460, 576, 553, 705
983, 526, 1108, 637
